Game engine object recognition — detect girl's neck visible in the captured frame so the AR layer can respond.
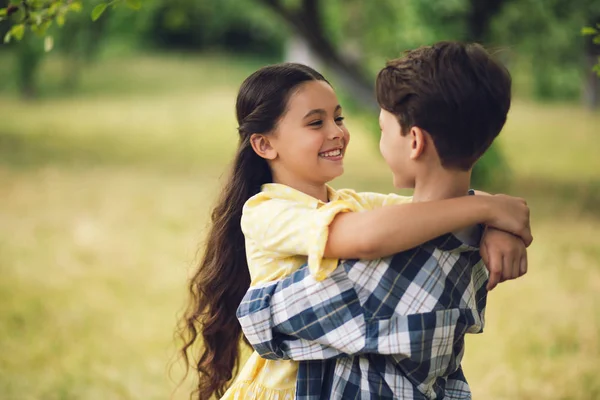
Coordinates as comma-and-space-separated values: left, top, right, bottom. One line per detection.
272, 174, 329, 202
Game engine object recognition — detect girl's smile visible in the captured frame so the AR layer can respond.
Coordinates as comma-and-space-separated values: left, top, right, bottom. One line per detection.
318, 146, 344, 161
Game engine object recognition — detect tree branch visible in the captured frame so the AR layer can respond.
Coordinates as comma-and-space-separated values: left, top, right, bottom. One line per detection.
256, 0, 377, 110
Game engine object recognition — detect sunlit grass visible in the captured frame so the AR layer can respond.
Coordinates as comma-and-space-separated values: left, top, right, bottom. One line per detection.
0, 52, 599, 399
503, 101, 600, 183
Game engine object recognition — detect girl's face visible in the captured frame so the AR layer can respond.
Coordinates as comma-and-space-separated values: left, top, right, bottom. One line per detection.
267, 80, 350, 188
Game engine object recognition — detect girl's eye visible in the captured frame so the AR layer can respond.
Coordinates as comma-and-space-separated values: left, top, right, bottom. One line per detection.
335, 116, 345, 124
308, 120, 323, 127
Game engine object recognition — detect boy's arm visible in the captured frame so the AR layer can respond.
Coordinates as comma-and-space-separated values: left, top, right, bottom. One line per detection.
237, 261, 459, 362
444, 365, 472, 399
481, 227, 528, 290
471, 189, 529, 290
237, 263, 366, 361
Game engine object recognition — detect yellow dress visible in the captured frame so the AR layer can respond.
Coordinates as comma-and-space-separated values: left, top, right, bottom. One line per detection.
221, 183, 411, 400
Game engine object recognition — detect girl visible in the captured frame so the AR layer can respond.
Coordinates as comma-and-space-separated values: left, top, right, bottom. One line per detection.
179, 63, 530, 400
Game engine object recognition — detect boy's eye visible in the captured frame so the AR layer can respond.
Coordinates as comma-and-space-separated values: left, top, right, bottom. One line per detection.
335, 116, 345, 124
308, 120, 323, 127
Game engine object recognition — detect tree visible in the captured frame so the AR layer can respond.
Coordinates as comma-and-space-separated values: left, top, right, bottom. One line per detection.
256, 0, 377, 109
582, 22, 600, 108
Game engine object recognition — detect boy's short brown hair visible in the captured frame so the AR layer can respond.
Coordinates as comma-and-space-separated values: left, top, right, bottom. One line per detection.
376, 41, 512, 170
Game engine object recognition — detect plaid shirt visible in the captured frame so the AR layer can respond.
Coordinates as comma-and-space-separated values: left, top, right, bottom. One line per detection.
237, 231, 488, 399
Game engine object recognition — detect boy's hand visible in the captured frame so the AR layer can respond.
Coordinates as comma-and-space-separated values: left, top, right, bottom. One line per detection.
480, 227, 528, 291
485, 194, 533, 246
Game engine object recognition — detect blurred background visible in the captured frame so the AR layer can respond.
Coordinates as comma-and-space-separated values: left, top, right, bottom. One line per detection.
0, 0, 599, 399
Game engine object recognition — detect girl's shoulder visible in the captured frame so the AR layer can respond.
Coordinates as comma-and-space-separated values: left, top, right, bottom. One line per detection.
335, 189, 412, 210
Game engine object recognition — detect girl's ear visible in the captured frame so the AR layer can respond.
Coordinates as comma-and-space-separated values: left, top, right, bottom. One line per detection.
409, 126, 426, 160
250, 134, 278, 160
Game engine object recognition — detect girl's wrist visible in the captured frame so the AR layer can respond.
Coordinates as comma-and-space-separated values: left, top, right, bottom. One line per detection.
474, 195, 494, 224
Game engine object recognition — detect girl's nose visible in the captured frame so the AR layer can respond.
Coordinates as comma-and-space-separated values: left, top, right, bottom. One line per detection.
328, 123, 344, 140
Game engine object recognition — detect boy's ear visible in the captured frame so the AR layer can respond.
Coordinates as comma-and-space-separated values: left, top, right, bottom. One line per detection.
409, 126, 426, 160
250, 134, 278, 160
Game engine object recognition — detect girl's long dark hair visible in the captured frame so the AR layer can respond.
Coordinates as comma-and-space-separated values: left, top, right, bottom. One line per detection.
178, 63, 328, 399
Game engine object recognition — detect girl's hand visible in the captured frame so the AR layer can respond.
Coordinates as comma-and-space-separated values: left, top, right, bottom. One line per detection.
484, 195, 532, 246
480, 227, 528, 291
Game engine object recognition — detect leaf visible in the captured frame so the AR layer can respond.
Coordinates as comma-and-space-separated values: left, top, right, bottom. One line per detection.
31, 23, 43, 37
91, 3, 107, 21
581, 26, 598, 36
57, 14, 65, 26
32, 20, 52, 37
9, 0, 20, 5
125, 0, 142, 10
33, 11, 42, 25
69, 2, 83, 12
3, 31, 11, 44
44, 35, 54, 52
11, 24, 25, 41
48, 3, 59, 15
0, 8, 7, 17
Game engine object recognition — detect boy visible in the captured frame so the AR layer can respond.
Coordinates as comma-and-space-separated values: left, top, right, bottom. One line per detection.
237, 41, 527, 399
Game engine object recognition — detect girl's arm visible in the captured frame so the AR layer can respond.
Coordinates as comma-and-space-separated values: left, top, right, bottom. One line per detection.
324, 194, 531, 260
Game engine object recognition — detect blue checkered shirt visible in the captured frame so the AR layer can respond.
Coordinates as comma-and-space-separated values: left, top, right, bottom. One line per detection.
237, 231, 488, 399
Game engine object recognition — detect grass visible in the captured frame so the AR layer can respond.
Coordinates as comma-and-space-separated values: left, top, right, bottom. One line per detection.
1, 51, 599, 399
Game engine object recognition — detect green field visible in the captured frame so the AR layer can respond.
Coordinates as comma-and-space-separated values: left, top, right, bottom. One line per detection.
1, 53, 599, 400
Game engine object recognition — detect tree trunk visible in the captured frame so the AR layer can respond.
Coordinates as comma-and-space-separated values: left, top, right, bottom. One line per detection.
17, 34, 44, 99
583, 17, 600, 110
583, 55, 600, 109
258, 0, 377, 110
466, 0, 507, 43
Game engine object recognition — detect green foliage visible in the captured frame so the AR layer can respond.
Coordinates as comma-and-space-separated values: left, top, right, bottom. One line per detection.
91, 3, 107, 21
582, 23, 600, 76
124, 0, 141, 10
471, 143, 511, 189
142, 0, 286, 56
0, 0, 141, 48
0, 0, 83, 48
491, 0, 600, 101
2, 0, 599, 185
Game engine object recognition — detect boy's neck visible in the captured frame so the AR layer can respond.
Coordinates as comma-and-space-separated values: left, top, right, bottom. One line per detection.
411, 166, 472, 203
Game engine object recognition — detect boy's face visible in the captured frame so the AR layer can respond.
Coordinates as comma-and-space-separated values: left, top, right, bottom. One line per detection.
379, 109, 416, 188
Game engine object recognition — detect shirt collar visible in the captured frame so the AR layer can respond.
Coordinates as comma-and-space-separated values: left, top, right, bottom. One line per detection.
261, 183, 340, 208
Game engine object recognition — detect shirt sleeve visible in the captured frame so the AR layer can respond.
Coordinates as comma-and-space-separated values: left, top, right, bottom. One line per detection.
444, 365, 472, 399
237, 261, 445, 361
236, 263, 365, 360
339, 190, 412, 211
241, 197, 358, 280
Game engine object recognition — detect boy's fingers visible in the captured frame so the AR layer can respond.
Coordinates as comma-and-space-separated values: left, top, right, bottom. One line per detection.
501, 256, 512, 282
504, 250, 519, 280
512, 257, 520, 280
523, 221, 533, 247
487, 252, 502, 291
520, 254, 528, 276
480, 242, 489, 265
